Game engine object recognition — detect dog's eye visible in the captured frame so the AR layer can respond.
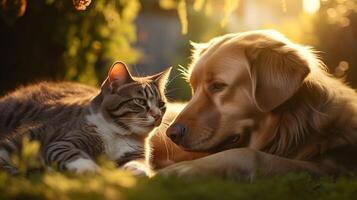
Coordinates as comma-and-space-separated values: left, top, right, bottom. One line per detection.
209, 82, 227, 93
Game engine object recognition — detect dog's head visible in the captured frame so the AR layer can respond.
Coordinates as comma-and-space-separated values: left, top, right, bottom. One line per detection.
167, 30, 314, 152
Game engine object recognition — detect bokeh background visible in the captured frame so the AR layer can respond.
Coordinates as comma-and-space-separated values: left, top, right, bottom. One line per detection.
0, 0, 356, 101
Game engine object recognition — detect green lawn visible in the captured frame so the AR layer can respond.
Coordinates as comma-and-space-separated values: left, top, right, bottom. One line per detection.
1, 170, 357, 200
1, 139, 357, 200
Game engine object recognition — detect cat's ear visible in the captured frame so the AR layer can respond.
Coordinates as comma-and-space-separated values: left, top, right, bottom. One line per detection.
150, 67, 172, 93
103, 61, 133, 91
108, 61, 133, 84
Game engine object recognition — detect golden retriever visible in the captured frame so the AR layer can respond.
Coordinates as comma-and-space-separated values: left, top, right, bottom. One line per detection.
147, 30, 357, 180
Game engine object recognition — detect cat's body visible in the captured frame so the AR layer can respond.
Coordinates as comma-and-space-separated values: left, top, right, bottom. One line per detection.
0, 62, 170, 174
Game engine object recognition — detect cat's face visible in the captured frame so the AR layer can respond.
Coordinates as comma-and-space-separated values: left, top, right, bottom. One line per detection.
99, 62, 171, 136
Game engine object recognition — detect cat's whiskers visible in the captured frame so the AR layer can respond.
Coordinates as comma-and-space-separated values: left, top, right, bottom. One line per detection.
118, 117, 149, 120
177, 64, 191, 83
165, 73, 181, 88
156, 126, 174, 161
165, 88, 182, 96
160, 121, 170, 126
119, 119, 154, 126
119, 118, 151, 122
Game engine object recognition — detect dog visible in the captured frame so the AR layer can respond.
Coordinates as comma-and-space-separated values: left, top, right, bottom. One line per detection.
146, 30, 357, 180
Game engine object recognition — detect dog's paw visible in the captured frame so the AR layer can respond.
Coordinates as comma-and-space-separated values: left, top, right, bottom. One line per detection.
158, 161, 204, 177
66, 158, 99, 174
122, 161, 151, 177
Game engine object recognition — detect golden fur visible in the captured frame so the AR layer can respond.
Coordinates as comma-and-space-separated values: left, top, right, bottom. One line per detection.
148, 30, 357, 179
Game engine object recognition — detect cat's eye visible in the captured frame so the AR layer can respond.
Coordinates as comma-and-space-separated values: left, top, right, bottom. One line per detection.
209, 82, 227, 93
133, 98, 146, 106
158, 100, 165, 108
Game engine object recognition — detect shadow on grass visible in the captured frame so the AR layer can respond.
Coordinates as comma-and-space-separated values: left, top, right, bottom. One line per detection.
124, 173, 357, 200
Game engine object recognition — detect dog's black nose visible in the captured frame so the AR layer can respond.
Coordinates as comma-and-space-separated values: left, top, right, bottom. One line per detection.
167, 123, 187, 143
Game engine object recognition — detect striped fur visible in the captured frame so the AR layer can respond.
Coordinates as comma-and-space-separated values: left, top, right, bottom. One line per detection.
0, 62, 171, 173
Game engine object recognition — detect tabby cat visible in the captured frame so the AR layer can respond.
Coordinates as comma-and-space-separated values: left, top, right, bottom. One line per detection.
0, 61, 170, 174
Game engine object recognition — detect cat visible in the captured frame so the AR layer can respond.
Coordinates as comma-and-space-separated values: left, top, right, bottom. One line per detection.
0, 61, 171, 175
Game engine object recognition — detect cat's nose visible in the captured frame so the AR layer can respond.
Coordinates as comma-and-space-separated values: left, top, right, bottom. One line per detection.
149, 109, 162, 126
152, 113, 161, 125
166, 123, 187, 144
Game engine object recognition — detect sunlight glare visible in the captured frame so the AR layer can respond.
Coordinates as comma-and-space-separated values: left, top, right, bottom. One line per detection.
303, 0, 321, 14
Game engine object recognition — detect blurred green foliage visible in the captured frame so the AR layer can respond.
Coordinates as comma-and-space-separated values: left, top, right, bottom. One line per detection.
57, 0, 141, 85
159, 0, 240, 34
0, 0, 140, 91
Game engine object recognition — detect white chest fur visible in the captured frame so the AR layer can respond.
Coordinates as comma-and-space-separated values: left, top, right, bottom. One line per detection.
86, 112, 143, 161
101, 136, 142, 161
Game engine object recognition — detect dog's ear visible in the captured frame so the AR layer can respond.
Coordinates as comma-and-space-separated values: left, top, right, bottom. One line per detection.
245, 41, 310, 112
190, 34, 236, 60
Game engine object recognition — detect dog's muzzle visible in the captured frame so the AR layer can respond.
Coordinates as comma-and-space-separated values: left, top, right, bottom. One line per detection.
209, 133, 241, 152
166, 123, 187, 144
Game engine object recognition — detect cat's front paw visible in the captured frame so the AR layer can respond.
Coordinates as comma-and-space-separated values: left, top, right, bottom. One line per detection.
122, 160, 152, 177
66, 158, 99, 174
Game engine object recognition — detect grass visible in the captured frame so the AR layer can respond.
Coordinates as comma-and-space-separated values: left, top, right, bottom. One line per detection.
126, 174, 357, 200
1, 170, 357, 200
1, 139, 357, 200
